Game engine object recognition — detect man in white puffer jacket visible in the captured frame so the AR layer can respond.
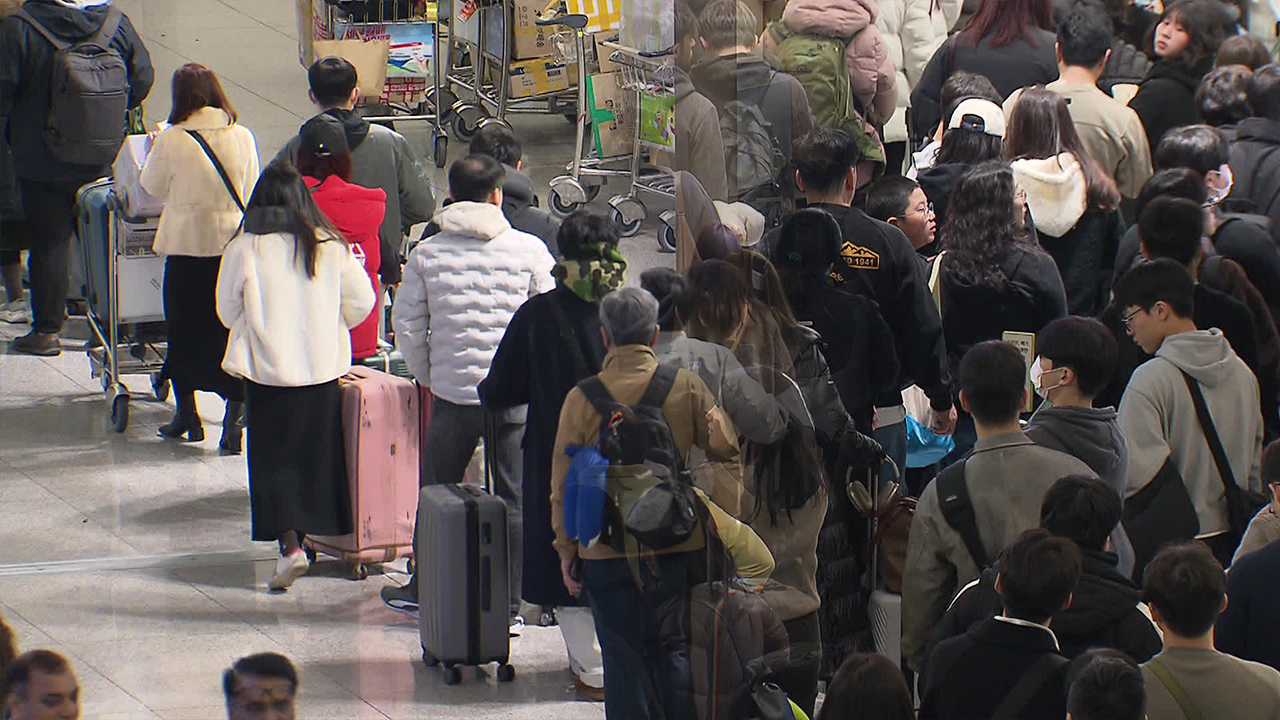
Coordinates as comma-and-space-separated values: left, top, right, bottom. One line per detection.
384, 155, 556, 616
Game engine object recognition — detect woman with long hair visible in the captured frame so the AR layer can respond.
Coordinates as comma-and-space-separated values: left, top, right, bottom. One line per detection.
142, 63, 259, 452
917, 97, 1006, 228
216, 161, 375, 591
1006, 86, 1124, 316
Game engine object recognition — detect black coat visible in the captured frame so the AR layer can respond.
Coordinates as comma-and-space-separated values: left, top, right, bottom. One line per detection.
1041, 209, 1126, 317
1129, 59, 1209, 157
916, 162, 969, 230
478, 286, 606, 607
1229, 117, 1280, 250
1216, 536, 1280, 671
1099, 39, 1153, 96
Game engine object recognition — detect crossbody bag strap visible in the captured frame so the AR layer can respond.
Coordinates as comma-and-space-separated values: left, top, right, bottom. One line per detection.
991, 653, 1069, 720
185, 129, 246, 213
1181, 371, 1239, 495
1147, 659, 1205, 720
937, 457, 990, 569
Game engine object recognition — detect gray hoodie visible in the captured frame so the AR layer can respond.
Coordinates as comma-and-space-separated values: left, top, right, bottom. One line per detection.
1120, 329, 1264, 536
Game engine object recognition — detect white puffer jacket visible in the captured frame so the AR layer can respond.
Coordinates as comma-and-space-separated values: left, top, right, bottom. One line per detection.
393, 201, 556, 405
875, 0, 963, 146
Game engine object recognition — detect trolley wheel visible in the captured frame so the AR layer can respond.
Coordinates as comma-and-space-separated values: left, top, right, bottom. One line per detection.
564, 112, 577, 124
110, 394, 129, 433
583, 184, 602, 202
550, 191, 583, 218
433, 133, 449, 169
350, 563, 369, 581
151, 373, 169, 402
496, 663, 516, 682
451, 113, 479, 141
658, 223, 677, 253
422, 650, 439, 667
443, 665, 463, 685
610, 207, 643, 237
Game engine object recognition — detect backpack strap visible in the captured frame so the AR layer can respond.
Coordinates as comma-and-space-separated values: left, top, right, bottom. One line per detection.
13, 6, 121, 51
638, 363, 679, 410
991, 653, 1069, 720
185, 130, 246, 213
1147, 659, 1205, 720
576, 376, 617, 419
12, 8, 70, 50
937, 458, 990, 570
91, 7, 123, 49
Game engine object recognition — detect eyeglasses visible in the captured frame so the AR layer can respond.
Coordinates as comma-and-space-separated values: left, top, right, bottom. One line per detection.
909, 202, 935, 218
1122, 308, 1143, 330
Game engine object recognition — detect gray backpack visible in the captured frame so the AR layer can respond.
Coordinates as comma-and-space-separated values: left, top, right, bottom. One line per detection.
14, 7, 130, 167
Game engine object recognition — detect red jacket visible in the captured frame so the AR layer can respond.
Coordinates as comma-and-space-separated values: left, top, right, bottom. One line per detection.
305, 175, 387, 359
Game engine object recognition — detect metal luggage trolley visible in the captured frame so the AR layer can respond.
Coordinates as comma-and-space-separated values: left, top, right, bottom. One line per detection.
325, 0, 450, 168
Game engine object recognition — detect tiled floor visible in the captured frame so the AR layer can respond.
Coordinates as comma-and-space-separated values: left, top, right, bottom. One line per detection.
0, 0, 673, 716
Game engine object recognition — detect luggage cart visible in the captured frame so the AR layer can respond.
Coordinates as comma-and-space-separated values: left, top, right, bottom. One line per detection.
325, 0, 450, 168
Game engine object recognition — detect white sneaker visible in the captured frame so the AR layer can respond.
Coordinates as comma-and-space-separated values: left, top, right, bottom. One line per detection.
0, 298, 31, 324
269, 551, 310, 591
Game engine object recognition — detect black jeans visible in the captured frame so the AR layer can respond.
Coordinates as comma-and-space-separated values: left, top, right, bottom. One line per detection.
20, 179, 81, 334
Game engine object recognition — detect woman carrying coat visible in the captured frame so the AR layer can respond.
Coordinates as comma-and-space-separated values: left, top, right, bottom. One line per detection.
142, 63, 258, 452
216, 161, 375, 592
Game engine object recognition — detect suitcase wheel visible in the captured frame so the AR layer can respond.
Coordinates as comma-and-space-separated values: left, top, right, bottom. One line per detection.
443, 664, 463, 685
496, 663, 515, 683
422, 650, 440, 667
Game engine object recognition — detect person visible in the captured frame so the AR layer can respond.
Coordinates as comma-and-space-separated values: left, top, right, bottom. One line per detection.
864, 175, 937, 258
1217, 31, 1272, 69
919, 529, 1082, 720
1005, 1, 1153, 201
383, 155, 555, 616
934, 474, 1162, 662
275, 56, 436, 287
477, 211, 621, 699
1066, 649, 1149, 720
1024, 316, 1137, 575
1229, 62, 1280, 247
816, 652, 915, 720
141, 63, 258, 452
216, 160, 376, 592
1141, 542, 1280, 719
902, 341, 1094, 672
1116, 258, 1264, 566
296, 114, 386, 364
1083, 0, 1153, 97
909, 71, 1002, 178
465, 124, 560, 256
916, 97, 1007, 229
1, 650, 79, 720
674, 0, 728, 202
0, 0, 154, 356
935, 162, 1068, 461
1006, 87, 1125, 316
0, 0, 27, 325
1233, 439, 1280, 561
222, 653, 298, 720
909, 0, 1058, 140
1218, 532, 1280, 669
1197, 64, 1255, 142
875, 0, 964, 175
1129, 0, 1230, 155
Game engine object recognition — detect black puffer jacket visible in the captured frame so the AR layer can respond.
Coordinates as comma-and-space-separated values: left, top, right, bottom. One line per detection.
1129, 59, 1211, 156
500, 167, 561, 258
1229, 117, 1280, 250
1099, 39, 1153, 95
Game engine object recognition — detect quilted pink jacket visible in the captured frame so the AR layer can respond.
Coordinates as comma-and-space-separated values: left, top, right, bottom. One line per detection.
762, 0, 898, 124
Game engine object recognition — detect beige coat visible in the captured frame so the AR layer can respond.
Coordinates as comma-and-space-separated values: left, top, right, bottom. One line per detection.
875, 0, 963, 146
142, 106, 259, 257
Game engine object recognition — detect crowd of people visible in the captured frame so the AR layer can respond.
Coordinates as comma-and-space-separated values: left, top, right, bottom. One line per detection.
9, 0, 1280, 717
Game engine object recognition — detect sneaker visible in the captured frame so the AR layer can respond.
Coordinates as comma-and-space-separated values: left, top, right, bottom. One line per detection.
11, 331, 60, 357
0, 298, 31, 324
268, 551, 310, 591
573, 676, 605, 702
381, 582, 419, 616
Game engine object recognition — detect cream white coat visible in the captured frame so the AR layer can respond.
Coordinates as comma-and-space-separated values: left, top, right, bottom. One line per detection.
875, 0, 963, 146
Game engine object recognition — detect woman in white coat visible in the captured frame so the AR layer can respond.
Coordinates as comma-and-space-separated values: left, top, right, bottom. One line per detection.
141, 63, 259, 452
876, 0, 963, 173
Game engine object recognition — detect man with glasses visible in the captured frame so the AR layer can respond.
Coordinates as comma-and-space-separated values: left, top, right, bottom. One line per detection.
865, 175, 939, 259
223, 653, 299, 720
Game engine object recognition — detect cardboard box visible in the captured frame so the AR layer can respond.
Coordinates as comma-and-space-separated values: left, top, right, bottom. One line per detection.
507, 57, 571, 99
456, 0, 553, 60
587, 72, 636, 158
594, 33, 619, 73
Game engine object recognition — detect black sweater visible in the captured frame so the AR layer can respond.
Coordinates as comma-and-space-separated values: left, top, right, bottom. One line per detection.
1129, 59, 1210, 156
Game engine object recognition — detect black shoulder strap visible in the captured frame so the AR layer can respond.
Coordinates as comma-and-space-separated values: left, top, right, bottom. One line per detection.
1181, 371, 1240, 495
937, 458, 990, 570
991, 653, 1070, 720
185, 130, 246, 213
12, 8, 69, 50
13, 7, 121, 50
638, 363, 679, 410
92, 7, 123, 49
577, 376, 617, 419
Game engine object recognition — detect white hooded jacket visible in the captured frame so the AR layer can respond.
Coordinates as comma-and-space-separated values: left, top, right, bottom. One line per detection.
875, 0, 962, 147
393, 201, 556, 405
1012, 153, 1089, 238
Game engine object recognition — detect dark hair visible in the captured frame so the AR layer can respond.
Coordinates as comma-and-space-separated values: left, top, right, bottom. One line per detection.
2, 650, 72, 706
1218, 34, 1272, 69
724, 249, 798, 326
308, 56, 359, 107
1149, 0, 1229, 71
959, 340, 1029, 423
774, 208, 844, 314
641, 267, 689, 332
296, 148, 354, 183
1036, 316, 1118, 397
686, 260, 751, 343
816, 653, 915, 720
697, 223, 741, 261
1040, 474, 1123, 551
939, 72, 1003, 120
1249, 62, 1280, 120
941, 162, 1034, 292
935, 122, 1004, 166
676, 0, 698, 43
1006, 87, 1121, 210
1136, 167, 1209, 215
1066, 649, 1148, 720
1113, 257, 1196, 318
1155, 124, 1230, 175
997, 528, 1083, 622
698, 0, 757, 50
469, 123, 523, 167
1197, 65, 1255, 126
1138, 195, 1205, 266
557, 210, 619, 262
1056, 1, 1114, 67
168, 62, 238, 125
449, 155, 507, 203
1263, 438, 1280, 486
221, 653, 299, 703
796, 127, 862, 197
865, 175, 920, 223
960, 0, 1054, 49
244, 161, 344, 278
1142, 542, 1227, 637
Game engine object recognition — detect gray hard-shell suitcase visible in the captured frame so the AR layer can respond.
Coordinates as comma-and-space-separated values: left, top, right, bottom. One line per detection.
417, 479, 515, 684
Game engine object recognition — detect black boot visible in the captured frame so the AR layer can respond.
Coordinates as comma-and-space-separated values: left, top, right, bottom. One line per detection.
219, 401, 244, 455
158, 391, 204, 442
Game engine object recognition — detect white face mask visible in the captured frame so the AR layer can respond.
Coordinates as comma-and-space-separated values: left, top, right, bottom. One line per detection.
1029, 356, 1067, 399
1206, 164, 1234, 206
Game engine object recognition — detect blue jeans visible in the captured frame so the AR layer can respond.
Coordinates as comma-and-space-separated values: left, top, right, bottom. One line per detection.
874, 420, 908, 492
582, 553, 697, 720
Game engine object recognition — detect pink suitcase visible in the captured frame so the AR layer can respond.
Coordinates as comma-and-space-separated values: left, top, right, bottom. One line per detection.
304, 366, 420, 578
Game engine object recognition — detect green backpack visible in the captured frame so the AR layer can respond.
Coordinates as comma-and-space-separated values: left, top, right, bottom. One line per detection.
768, 22, 886, 177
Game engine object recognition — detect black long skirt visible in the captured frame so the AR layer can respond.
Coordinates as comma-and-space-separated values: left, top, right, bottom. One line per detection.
246, 380, 351, 541
163, 255, 244, 401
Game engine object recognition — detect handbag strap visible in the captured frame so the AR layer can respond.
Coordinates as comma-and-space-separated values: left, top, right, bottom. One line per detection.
185, 129, 246, 213
991, 653, 1069, 720
1147, 659, 1205, 720
1181, 371, 1240, 499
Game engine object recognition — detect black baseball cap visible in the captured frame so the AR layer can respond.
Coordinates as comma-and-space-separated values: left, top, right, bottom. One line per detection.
299, 114, 348, 157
